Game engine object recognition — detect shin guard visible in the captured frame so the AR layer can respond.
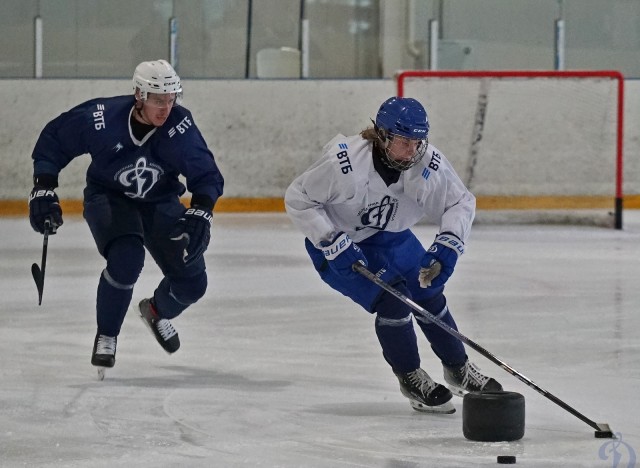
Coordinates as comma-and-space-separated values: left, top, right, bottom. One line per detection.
414, 295, 467, 368
373, 283, 420, 373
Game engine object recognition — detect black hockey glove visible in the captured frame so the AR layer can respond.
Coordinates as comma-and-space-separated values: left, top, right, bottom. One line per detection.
170, 206, 213, 267
419, 232, 464, 288
29, 175, 63, 234
319, 232, 368, 280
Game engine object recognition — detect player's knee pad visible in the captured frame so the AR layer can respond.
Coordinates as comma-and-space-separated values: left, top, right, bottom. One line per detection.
414, 293, 466, 366
167, 272, 208, 305
413, 293, 454, 327
373, 280, 413, 322
373, 281, 420, 373
154, 273, 207, 320
104, 235, 145, 287
416, 294, 446, 317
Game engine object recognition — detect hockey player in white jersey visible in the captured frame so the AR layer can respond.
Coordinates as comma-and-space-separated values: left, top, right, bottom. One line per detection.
285, 96, 502, 413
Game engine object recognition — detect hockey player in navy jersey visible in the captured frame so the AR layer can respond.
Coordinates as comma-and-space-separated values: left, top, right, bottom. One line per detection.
28, 59, 224, 377
285, 97, 502, 413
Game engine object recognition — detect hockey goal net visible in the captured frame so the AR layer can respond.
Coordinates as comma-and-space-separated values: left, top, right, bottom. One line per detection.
397, 70, 624, 228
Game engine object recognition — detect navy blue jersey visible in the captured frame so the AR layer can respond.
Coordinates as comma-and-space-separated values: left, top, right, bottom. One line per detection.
32, 95, 224, 204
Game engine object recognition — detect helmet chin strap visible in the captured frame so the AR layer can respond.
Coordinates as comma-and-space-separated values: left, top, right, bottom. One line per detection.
374, 124, 390, 149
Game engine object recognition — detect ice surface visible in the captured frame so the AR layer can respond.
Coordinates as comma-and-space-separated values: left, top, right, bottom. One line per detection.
1, 213, 639, 467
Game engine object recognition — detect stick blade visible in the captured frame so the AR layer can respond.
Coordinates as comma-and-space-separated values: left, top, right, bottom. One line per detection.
594, 423, 615, 438
31, 262, 44, 305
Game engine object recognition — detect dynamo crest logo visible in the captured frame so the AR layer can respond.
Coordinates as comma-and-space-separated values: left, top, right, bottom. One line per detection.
355, 195, 398, 231
115, 157, 163, 199
599, 433, 636, 468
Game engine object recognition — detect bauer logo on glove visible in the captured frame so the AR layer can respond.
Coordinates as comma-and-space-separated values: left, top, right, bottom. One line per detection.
319, 232, 367, 279
433, 234, 464, 256
321, 232, 354, 260
184, 207, 213, 225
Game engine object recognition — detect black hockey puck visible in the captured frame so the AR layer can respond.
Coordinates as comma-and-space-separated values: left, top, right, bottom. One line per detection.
595, 430, 614, 438
463, 391, 525, 442
497, 455, 516, 464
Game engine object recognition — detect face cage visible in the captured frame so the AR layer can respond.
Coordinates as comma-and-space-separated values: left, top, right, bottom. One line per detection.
383, 135, 428, 171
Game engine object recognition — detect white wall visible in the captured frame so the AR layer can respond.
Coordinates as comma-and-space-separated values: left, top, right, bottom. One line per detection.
1, 78, 638, 202
1, 79, 393, 201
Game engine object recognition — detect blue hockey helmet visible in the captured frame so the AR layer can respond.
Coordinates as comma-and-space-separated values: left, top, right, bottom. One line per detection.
375, 97, 429, 140
374, 97, 429, 170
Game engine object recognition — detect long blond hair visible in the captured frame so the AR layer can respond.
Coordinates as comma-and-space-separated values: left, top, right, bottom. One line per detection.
360, 126, 381, 144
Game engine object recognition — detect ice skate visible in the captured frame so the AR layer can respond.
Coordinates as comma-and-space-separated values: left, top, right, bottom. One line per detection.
395, 368, 455, 414
138, 298, 180, 353
91, 333, 116, 381
444, 359, 502, 397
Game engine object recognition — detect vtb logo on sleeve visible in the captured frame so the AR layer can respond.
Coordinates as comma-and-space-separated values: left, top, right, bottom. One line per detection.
168, 116, 193, 138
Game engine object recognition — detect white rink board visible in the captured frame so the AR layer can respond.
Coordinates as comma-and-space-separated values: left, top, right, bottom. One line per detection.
0, 78, 638, 201
0, 79, 392, 200
401, 77, 619, 196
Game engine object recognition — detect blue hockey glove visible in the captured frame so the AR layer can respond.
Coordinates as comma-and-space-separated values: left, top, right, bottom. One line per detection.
419, 232, 464, 288
29, 184, 63, 235
170, 206, 213, 267
320, 232, 367, 280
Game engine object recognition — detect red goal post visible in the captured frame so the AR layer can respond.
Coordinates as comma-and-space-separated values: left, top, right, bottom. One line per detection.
397, 70, 624, 229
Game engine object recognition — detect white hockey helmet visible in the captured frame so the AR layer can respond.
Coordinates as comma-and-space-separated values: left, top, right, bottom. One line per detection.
132, 59, 182, 104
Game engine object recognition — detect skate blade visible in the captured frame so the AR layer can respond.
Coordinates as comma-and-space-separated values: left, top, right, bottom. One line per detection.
96, 367, 106, 381
409, 399, 456, 414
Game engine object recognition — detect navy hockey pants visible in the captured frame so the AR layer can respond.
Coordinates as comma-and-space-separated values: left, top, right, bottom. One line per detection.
83, 186, 207, 336
305, 229, 466, 373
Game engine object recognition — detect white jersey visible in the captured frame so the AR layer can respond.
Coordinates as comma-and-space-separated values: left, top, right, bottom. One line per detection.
285, 133, 475, 248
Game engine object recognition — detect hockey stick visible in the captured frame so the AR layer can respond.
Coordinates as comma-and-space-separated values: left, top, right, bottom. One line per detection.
31, 219, 51, 306
353, 262, 614, 439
